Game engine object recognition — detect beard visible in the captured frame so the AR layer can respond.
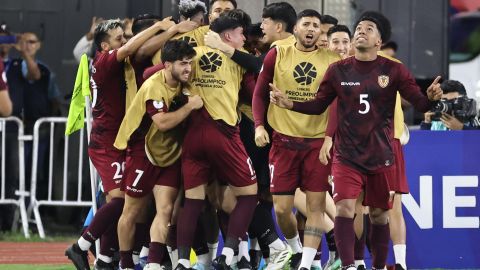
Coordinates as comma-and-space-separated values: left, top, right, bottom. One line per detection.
171, 68, 189, 84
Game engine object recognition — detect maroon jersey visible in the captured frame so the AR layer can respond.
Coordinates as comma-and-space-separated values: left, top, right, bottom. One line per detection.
0, 60, 7, 91
89, 50, 126, 149
292, 55, 432, 173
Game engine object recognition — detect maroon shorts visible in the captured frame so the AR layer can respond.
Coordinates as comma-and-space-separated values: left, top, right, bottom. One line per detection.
331, 160, 394, 210
88, 147, 126, 193
181, 110, 257, 190
389, 139, 409, 193
269, 132, 331, 194
122, 151, 181, 198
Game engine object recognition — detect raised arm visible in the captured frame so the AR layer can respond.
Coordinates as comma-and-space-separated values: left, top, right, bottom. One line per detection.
397, 65, 442, 113
117, 20, 174, 62
135, 19, 198, 63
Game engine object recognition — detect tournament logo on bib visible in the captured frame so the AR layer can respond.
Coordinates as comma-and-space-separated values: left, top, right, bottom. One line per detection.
378, 75, 389, 88
293, 62, 317, 86
178, 36, 198, 47
199, 52, 223, 73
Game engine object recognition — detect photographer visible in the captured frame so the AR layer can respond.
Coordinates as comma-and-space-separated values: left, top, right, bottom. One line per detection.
421, 79, 479, 130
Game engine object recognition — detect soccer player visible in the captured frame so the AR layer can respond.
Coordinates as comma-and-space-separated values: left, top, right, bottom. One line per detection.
317, 15, 338, 48
269, 11, 442, 270
326, 24, 352, 59
260, 2, 297, 48
115, 15, 180, 270
114, 39, 202, 270
253, 9, 341, 270
175, 13, 258, 270
65, 19, 168, 270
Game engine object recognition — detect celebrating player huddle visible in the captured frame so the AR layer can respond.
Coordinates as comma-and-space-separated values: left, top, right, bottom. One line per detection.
65, 1, 443, 270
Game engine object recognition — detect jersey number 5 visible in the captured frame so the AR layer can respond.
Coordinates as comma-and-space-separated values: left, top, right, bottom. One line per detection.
358, 94, 370, 114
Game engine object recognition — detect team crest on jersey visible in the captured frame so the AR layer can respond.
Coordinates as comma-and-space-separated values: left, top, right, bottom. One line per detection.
153, 99, 165, 110
378, 75, 389, 88
293, 62, 317, 86
199, 52, 223, 72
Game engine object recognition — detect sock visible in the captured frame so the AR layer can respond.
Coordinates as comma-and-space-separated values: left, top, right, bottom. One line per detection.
134, 223, 148, 255
325, 229, 337, 252
354, 260, 365, 268
238, 238, 250, 261
193, 221, 209, 258
221, 246, 235, 265
248, 203, 280, 248
120, 250, 135, 269
370, 223, 390, 269
167, 224, 178, 250
227, 195, 258, 240
393, 244, 406, 269
312, 259, 322, 269
100, 223, 117, 258
334, 217, 355, 267
217, 210, 230, 238
178, 258, 190, 268
286, 234, 303, 254
208, 242, 218, 262
299, 247, 316, 269
148, 242, 167, 264
269, 238, 286, 251
80, 198, 125, 251
140, 246, 149, 258
77, 237, 91, 251
177, 199, 205, 261
97, 254, 113, 264
354, 232, 366, 260
314, 240, 321, 262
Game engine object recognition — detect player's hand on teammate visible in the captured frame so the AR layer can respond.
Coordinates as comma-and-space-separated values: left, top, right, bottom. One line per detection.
254, 125, 270, 147
319, 136, 333, 165
426, 76, 443, 101
204, 31, 234, 55
186, 95, 203, 110
269, 83, 293, 109
173, 19, 199, 34
155, 16, 176, 31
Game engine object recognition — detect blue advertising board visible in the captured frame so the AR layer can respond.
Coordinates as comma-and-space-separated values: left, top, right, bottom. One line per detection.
402, 130, 480, 268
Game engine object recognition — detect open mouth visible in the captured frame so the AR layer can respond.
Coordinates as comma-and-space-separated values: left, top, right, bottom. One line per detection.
305, 34, 314, 42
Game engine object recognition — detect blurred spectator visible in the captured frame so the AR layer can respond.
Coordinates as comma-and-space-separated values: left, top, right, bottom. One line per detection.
73, 17, 103, 62
421, 79, 479, 130
317, 14, 338, 48
178, 0, 207, 25
381, 40, 398, 57
0, 24, 13, 116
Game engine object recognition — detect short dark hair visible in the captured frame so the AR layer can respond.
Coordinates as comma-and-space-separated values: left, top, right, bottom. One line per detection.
210, 10, 247, 34
262, 2, 297, 33
132, 14, 162, 35
161, 40, 197, 63
179, 0, 207, 19
247, 23, 263, 38
381, 40, 398, 51
321, 14, 338, 26
297, 9, 322, 23
209, 0, 237, 9
354, 11, 391, 42
224, 9, 251, 31
327, 24, 351, 39
94, 19, 124, 51
441, 80, 467, 96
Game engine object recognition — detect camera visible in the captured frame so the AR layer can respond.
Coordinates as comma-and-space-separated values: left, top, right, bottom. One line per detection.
431, 96, 477, 121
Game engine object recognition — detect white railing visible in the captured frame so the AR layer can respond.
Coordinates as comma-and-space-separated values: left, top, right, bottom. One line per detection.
0, 116, 30, 238
27, 117, 95, 238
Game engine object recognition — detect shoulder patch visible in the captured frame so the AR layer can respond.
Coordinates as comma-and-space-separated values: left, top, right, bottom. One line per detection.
153, 100, 164, 109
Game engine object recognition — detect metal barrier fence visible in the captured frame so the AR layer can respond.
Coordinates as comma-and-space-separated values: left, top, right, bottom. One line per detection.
0, 117, 30, 238
27, 117, 94, 238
